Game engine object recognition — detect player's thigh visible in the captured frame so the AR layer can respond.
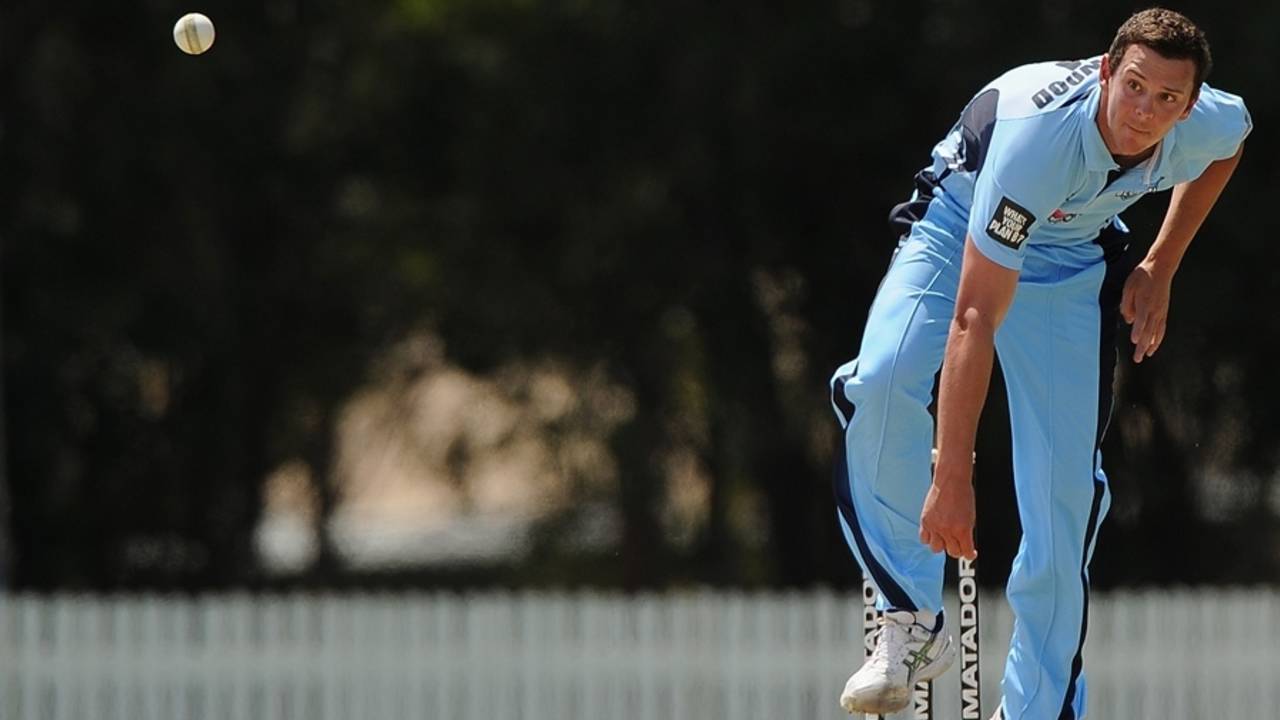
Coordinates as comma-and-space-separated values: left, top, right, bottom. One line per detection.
997, 276, 1110, 516
852, 232, 961, 398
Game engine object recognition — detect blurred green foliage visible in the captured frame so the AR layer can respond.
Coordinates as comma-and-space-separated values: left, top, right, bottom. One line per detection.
1, 0, 1275, 590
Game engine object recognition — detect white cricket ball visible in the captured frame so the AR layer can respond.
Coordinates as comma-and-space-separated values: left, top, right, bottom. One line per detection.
173, 13, 216, 55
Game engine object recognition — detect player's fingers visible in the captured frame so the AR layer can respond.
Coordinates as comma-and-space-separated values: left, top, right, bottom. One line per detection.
1146, 321, 1166, 357
1132, 313, 1153, 362
1145, 316, 1166, 354
1120, 283, 1137, 323
958, 532, 978, 561
943, 534, 965, 560
1130, 303, 1148, 344
922, 530, 945, 554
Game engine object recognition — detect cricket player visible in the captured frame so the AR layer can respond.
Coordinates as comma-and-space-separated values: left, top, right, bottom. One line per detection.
829, 8, 1250, 719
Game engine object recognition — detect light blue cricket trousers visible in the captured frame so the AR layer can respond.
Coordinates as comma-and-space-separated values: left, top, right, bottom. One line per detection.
830, 221, 1128, 720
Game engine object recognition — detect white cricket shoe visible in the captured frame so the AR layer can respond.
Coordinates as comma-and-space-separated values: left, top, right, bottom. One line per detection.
839, 609, 956, 715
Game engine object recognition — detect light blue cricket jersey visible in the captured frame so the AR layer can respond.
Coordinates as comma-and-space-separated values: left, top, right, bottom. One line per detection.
897, 55, 1252, 272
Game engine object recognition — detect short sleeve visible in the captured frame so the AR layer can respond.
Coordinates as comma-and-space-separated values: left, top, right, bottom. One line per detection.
1184, 84, 1252, 161
967, 116, 1077, 270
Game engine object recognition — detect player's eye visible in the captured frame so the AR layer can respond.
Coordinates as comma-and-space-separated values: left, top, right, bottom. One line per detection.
1127, 79, 1142, 92
1161, 93, 1178, 103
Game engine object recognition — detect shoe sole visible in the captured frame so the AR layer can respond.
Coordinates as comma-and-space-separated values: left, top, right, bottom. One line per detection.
841, 684, 912, 715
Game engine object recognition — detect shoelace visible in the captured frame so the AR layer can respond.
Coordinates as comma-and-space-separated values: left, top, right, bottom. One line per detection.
867, 617, 913, 671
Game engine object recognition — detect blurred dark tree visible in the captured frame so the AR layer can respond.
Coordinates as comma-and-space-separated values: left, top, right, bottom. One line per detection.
0, 0, 1275, 591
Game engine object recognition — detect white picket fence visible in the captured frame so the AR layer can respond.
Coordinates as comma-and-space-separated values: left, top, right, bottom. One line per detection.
1, 588, 1277, 720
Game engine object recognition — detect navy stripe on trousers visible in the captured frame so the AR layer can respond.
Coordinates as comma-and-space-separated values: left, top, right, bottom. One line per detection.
1057, 222, 1130, 720
831, 374, 916, 611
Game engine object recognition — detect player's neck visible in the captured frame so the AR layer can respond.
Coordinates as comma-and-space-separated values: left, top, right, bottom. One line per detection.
1111, 144, 1156, 169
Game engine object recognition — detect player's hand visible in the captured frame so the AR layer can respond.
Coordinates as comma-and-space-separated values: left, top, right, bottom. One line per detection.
1120, 260, 1173, 364
919, 465, 977, 561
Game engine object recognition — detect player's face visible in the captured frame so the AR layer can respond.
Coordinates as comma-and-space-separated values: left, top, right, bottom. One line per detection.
1098, 44, 1198, 159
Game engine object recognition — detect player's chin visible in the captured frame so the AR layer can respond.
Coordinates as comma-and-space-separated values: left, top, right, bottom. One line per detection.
1120, 126, 1160, 153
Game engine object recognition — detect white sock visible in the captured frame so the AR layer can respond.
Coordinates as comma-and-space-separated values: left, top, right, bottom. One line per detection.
914, 609, 938, 629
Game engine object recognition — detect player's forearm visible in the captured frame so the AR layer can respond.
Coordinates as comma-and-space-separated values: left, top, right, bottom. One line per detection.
934, 313, 997, 484
1146, 144, 1243, 279
934, 237, 1019, 484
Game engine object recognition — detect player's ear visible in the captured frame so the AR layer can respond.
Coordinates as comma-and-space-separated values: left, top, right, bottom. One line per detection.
1179, 87, 1200, 121
1098, 53, 1112, 86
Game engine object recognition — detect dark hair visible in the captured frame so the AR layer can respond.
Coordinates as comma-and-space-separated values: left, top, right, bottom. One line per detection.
1108, 8, 1212, 89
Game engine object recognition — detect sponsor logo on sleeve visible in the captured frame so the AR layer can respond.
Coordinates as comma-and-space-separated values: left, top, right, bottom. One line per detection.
1047, 208, 1077, 224
986, 197, 1035, 249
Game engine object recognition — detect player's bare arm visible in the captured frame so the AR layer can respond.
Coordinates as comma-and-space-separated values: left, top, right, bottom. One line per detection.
1123, 142, 1245, 362
920, 236, 1018, 561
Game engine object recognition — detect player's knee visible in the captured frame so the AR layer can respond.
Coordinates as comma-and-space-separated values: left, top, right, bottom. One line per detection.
838, 357, 898, 409
1006, 565, 1076, 607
